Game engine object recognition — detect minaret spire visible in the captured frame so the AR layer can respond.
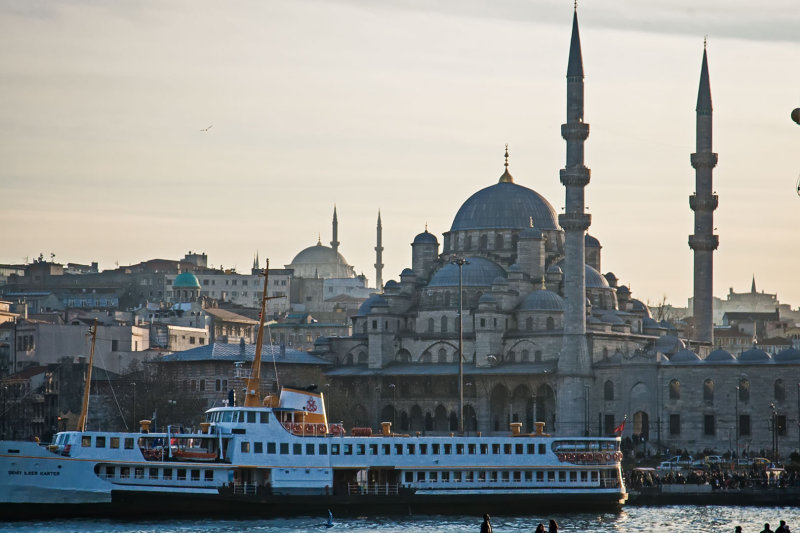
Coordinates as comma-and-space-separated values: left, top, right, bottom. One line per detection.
688, 43, 718, 344
751, 275, 756, 293
557, 7, 593, 436
331, 205, 340, 255
375, 210, 384, 290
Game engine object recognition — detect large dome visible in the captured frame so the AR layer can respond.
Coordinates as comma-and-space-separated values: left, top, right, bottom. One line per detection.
450, 181, 558, 232
291, 243, 348, 265
287, 241, 355, 279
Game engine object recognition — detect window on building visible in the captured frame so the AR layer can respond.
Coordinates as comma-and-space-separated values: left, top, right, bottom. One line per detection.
775, 379, 785, 402
111, 339, 119, 351
441, 316, 448, 333
669, 414, 680, 435
669, 379, 680, 400
738, 379, 750, 403
776, 414, 787, 436
525, 317, 533, 330
546, 317, 555, 330
604, 414, 616, 436
703, 414, 715, 436
703, 379, 714, 403
604, 380, 614, 401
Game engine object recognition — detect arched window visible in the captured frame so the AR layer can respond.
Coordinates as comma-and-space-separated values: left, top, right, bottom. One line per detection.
521, 349, 529, 361
738, 379, 750, 403
427, 318, 434, 332
508, 350, 516, 361
495, 234, 504, 250
775, 379, 785, 402
438, 348, 447, 362
604, 380, 614, 401
357, 351, 368, 364
602, 347, 609, 358
702, 379, 714, 403
546, 316, 555, 330
534, 350, 542, 362
479, 234, 488, 250
441, 316, 448, 333
669, 379, 680, 400
525, 317, 533, 330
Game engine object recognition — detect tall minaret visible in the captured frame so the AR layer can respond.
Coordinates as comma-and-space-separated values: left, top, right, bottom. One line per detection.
375, 210, 384, 290
556, 7, 593, 436
331, 205, 340, 255
688, 42, 718, 344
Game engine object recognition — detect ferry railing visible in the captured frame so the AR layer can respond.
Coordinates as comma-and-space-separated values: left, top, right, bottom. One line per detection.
233, 483, 258, 495
347, 483, 400, 496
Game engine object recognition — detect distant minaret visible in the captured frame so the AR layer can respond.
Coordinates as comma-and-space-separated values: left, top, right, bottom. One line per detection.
556, 7, 593, 436
252, 251, 260, 275
751, 275, 756, 294
688, 41, 718, 344
375, 210, 384, 290
331, 205, 340, 255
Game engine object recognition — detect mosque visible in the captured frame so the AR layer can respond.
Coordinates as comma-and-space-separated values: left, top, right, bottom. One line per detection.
312, 10, 800, 459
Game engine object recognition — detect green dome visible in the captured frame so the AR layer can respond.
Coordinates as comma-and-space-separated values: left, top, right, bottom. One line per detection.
173, 271, 200, 288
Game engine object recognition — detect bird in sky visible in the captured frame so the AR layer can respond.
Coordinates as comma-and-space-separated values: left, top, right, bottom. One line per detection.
200, 124, 213, 132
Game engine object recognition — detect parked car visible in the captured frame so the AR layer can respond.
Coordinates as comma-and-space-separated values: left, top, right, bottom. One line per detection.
705, 455, 724, 464
668, 455, 693, 465
657, 461, 680, 471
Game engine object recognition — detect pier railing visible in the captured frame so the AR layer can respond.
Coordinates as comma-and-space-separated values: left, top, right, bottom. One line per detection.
347, 483, 400, 496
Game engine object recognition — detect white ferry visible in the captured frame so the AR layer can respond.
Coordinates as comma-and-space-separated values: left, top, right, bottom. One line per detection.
0, 266, 626, 518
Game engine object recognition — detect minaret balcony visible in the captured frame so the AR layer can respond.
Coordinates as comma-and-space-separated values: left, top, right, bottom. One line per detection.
689, 194, 718, 211
690, 152, 718, 169
561, 122, 590, 141
558, 212, 591, 231
688, 234, 719, 251
560, 167, 590, 187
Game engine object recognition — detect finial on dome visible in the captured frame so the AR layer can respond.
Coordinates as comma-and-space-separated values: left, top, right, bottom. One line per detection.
574, 0, 577, 11
425, 222, 428, 232
704, 35, 708, 49
498, 144, 514, 183
317, 233, 322, 245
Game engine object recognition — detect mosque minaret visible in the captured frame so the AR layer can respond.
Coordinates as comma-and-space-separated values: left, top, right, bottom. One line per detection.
375, 211, 384, 291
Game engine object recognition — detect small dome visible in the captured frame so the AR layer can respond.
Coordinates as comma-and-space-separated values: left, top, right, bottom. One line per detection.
775, 347, 800, 362
616, 285, 630, 295
671, 348, 701, 362
547, 265, 563, 275
655, 334, 685, 355
428, 257, 506, 288
413, 230, 438, 245
478, 292, 497, 304
356, 294, 388, 316
519, 290, 565, 312
520, 227, 543, 239
585, 234, 600, 247
706, 349, 735, 362
554, 261, 609, 289
631, 299, 652, 318
642, 317, 661, 329
173, 271, 200, 289
604, 272, 618, 287
739, 347, 772, 362
507, 264, 522, 273
400, 268, 414, 277
384, 280, 400, 289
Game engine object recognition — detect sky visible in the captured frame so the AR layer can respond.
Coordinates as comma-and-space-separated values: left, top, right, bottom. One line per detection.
1, 0, 799, 309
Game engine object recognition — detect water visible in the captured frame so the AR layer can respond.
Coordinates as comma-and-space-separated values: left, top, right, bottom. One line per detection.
4, 507, 800, 533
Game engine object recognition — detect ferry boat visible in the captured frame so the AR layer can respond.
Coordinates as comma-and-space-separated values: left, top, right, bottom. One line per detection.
0, 265, 627, 518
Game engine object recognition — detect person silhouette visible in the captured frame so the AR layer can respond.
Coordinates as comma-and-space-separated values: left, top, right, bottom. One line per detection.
481, 513, 492, 533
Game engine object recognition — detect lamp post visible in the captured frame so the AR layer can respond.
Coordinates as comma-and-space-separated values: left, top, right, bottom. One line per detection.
531, 391, 537, 433
735, 385, 740, 460
132, 382, 137, 431
769, 402, 778, 461
796, 383, 800, 455
168, 399, 177, 427
451, 256, 469, 435
388, 383, 396, 430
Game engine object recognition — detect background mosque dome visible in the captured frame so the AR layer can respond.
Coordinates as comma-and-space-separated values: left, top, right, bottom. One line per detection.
287, 241, 355, 279
519, 290, 565, 312
427, 257, 506, 287
450, 180, 558, 232
356, 294, 388, 316
173, 271, 200, 289
290, 242, 348, 266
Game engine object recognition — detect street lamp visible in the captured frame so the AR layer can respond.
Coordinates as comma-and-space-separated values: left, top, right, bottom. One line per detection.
735, 385, 740, 460
769, 402, 778, 462
450, 255, 469, 435
388, 384, 396, 430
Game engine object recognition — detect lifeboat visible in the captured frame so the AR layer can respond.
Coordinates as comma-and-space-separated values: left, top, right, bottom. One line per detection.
173, 448, 217, 462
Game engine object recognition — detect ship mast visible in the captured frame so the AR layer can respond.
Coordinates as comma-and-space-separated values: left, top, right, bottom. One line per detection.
244, 259, 280, 407
77, 318, 98, 432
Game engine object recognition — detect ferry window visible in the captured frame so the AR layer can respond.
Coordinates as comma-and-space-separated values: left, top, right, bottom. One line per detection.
456, 444, 464, 455
149, 468, 158, 480
443, 444, 452, 455
382, 444, 391, 455
417, 472, 425, 482
124, 437, 134, 449
407, 444, 415, 455
468, 444, 476, 454
356, 444, 364, 456
538, 444, 546, 454
512, 471, 519, 482
394, 444, 403, 455
105, 466, 115, 477
570, 471, 577, 482
191, 470, 200, 481
247, 412, 256, 423
580, 471, 588, 482
492, 444, 500, 454
205, 470, 213, 481
419, 444, 427, 455
591, 471, 598, 481
515, 444, 523, 455
254, 442, 263, 453
280, 443, 289, 454
524, 471, 532, 481
547, 471, 555, 482
503, 444, 511, 454
307, 444, 316, 455
82, 435, 91, 447
558, 471, 566, 482
502, 471, 510, 482
478, 471, 486, 482
294, 443, 302, 455
536, 471, 544, 482
466, 471, 474, 483
429, 472, 437, 482
331, 444, 340, 455
241, 442, 250, 453
405, 472, 413, 483
527, 444, 535, 454
454, 471, 462, 482
120, 467, 130, 479
480, 444, 488, 454
110, 437, 119, 449
441, 472, 450, 482
260, 412, 269, 423
222, 412, 233, 422
319, 444, 328, 455
163, 468, 172, 479
135, 467, 144, 479
369, 444, 378, 455
431, 444, 440, 455
490, 471, 498, 482
177, 469, 187, 480
267, 442, 276, 454
232, 412, 240, 423
95, 436, 106, 448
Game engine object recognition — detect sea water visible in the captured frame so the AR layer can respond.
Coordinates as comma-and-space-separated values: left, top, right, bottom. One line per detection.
5, 506, 800, 532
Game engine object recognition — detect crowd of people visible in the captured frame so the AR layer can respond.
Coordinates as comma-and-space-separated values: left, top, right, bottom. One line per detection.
480, 514, 560, 533
735, 520, 792, 533
626, 466, 800, 491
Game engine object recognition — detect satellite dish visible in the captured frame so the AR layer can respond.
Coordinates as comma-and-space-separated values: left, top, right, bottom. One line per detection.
793, 108, 800, 125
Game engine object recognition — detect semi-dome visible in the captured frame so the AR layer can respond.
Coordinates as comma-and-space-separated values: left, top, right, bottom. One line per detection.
706, 348, 736, 362
739, 347, 772, 362
450, 180, 558, 232
519, 290, 565, 312
428, 257, 506, 288
356, 294, 389, 316
671, 348, 701, 362
630, 299, 652, 318
384, 280, 400, 290
412, 230, 438, 245
775, 347, 800, 362
554, 261, 609, 289
400, 268, 414, 277
654, 334, 685, 355
547, 265, 563, 275
173, 271, 200, 289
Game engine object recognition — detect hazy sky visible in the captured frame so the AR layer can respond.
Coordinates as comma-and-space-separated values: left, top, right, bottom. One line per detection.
1, 0, 798, 309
